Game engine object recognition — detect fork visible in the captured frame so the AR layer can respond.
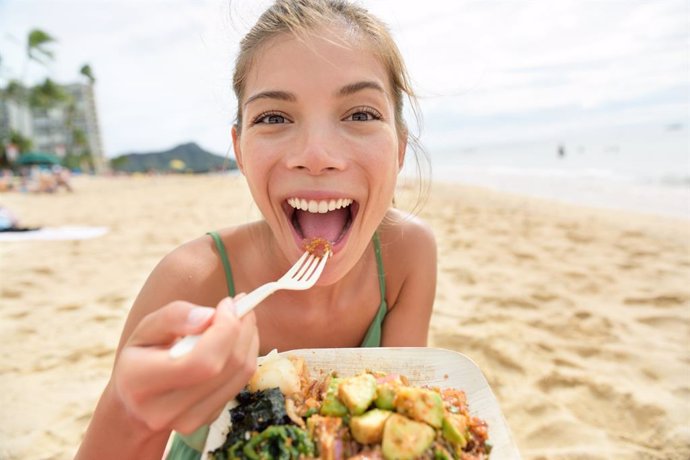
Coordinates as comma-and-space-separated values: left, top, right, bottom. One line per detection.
169, 250, 329, 358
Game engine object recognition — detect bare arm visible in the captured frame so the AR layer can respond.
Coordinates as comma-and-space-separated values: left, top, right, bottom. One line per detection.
380, 215, 437, 346
76, 240, 259, 460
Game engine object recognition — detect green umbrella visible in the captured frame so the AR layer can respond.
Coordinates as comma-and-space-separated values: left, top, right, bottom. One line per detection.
16, 151, 61, 166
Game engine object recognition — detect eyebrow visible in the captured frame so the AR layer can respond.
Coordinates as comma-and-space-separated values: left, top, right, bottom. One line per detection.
337, 80, 386, 97
243, 80, 386, 108
244, 90, 296, 108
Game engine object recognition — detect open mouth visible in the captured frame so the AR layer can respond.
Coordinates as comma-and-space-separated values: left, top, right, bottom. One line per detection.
285, 197, 358, 247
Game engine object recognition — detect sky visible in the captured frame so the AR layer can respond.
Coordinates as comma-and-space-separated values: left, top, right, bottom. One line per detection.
0, 0, 687, 158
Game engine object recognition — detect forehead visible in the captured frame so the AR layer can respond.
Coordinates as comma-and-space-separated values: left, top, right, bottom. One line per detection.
244, 28, 391, 100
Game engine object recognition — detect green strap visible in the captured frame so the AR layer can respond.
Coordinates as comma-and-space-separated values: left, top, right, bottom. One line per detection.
168, 429, 206, 459
207, 231, 236, 297
360, 232, 388, 348
373, 232, 387, 304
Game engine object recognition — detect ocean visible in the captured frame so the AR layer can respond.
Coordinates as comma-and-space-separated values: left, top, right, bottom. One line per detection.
416, 125, 689, 220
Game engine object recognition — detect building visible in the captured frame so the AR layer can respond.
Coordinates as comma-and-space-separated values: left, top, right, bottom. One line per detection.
0, 98, 33, 146
0, 81, 105, 171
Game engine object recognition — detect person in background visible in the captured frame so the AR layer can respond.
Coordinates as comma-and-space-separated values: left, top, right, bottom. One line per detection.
0, 206, 39, 232
0, 169, 15, 192
52, 165, 73, 192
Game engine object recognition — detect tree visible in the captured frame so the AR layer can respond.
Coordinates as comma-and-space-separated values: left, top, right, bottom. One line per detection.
110, 155, 129, 171
2, 79, 28, 104
80, 64, 96, 84
0, 130, 33, 167
29, 78, 69, 110
26, 29, 57, 66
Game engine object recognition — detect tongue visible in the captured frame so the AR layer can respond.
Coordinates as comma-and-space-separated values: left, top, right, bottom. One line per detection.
295, 207, 349, 243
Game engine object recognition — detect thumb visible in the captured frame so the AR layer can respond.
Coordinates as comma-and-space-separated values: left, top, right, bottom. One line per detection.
212, 296, 240, 324
128, 301, 216, 347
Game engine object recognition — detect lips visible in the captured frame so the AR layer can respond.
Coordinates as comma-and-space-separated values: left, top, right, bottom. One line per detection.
285, 197, 357, 245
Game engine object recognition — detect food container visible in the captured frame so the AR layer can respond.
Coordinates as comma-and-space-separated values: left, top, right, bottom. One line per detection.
203, 347, 521, 459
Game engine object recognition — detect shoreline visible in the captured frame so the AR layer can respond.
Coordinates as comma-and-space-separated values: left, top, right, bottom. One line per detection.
422, 173, 690, 221
1, 175, 689, 459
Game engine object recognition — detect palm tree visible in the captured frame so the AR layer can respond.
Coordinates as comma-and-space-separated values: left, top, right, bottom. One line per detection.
79, 64, 96, 84
29, 78, 68, 110
26, 29, 57, 66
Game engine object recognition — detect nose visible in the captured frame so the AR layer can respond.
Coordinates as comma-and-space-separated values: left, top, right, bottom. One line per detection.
285, 123, 346, 174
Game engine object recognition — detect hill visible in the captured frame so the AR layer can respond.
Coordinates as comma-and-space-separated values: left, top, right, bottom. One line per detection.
110, 142, 236, 173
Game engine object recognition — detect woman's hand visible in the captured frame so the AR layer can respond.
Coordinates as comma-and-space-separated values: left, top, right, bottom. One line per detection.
112, 296, 259, 435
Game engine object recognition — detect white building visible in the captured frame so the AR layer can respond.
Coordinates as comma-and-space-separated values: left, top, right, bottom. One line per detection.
1, 81, 105, 171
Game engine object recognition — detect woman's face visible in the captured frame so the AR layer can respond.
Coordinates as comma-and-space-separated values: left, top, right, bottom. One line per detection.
233, 28, 405, 283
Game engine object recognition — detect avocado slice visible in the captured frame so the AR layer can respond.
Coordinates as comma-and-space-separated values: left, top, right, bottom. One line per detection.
338, 373, 377, 415
320, 377, 348, 417
442, 412, 469, 449
434, 446, 454, 460
394, 386, 444, 428
382, 413, 435, 460
349, 409, 393, 444
375, 382, 398, 410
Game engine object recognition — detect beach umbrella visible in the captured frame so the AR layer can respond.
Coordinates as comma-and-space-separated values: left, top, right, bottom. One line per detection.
15, 151, 61, 166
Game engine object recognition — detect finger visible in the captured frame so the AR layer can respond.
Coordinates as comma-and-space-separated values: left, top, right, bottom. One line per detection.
134, 317, 259, 432
171, 376, 248, 435
118, 297, 256, 423
170, 329, 260, 434
189, 297, 249, 358
128, 301, 216, 348
123, 300, 252, 395
151, 306, 258, 406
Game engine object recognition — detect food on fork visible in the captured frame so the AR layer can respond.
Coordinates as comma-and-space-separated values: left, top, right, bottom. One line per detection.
303, 237, 332, 258
208, 353, 491, 459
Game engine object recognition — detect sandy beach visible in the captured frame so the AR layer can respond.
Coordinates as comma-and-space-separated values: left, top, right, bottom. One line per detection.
1, 174, 688, 460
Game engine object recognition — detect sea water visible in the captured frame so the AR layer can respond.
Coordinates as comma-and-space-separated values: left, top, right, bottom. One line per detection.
416, 125, 689, 220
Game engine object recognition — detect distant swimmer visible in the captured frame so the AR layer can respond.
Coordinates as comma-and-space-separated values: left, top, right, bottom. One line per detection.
558, 144, 566, 158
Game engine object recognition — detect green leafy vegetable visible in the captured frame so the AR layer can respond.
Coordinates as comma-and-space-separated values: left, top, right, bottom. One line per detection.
211, 425, 314, 460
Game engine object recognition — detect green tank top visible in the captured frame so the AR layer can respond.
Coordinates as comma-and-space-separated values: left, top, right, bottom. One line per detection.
166, 232, 389, 459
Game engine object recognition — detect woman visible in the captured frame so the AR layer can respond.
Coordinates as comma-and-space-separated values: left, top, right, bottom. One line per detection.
76, 1, 436, 458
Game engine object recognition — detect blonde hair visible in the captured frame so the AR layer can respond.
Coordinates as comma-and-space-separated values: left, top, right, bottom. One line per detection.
232, 0, 430, 211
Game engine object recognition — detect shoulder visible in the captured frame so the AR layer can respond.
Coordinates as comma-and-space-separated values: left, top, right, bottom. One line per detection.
149, 223, 263, 298
143, 232, 225, 303
375, 209, 436, 345
378, 208, 437, 265
376, 208, 437, 296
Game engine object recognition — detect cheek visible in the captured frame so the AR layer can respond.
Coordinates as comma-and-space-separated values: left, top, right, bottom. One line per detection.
240, 139, 274, 178
239, 144, 273, 204
366, 138, 401, 181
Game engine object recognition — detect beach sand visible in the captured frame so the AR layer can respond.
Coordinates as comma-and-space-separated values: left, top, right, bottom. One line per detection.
1, 174, 688, 459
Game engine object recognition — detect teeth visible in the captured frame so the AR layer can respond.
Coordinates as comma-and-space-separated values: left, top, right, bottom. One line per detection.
287, 197, 353, 213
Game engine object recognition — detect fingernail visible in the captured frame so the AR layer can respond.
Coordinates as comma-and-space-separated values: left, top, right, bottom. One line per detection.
187, 306, 215, 326
218, 297, 238, 315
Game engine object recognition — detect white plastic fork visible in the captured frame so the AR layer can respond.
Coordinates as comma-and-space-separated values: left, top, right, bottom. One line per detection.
169, 250, 330, 358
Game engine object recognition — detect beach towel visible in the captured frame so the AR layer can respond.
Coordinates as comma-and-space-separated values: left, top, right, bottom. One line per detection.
0, 226, 109, 241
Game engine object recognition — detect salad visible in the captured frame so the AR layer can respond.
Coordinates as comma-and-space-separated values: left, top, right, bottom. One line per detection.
207, 353, 491, 460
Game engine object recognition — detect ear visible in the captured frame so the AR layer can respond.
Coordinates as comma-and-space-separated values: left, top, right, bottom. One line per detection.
232, 125, 245, 174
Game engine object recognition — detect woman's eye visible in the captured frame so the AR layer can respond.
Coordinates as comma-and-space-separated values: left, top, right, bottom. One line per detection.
254, 113, 288, 124
346, 108, 382, 122
351, 112, 372, 121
